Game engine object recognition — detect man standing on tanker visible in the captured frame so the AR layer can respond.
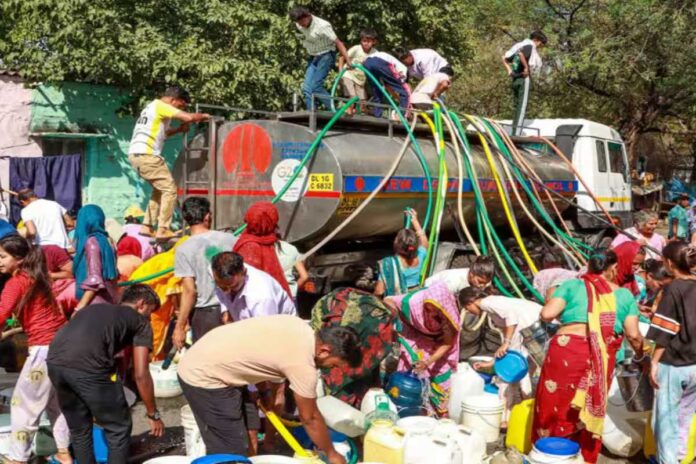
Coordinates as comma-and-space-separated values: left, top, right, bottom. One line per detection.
128, 86, 210, 241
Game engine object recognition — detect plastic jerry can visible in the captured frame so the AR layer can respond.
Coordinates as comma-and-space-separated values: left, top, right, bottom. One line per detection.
364, 419, 406, 464
505, 398, 534, 454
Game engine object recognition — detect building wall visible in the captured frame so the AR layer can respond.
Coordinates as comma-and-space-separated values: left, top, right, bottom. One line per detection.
29, 82, 186, 222
0, 76, 42, 217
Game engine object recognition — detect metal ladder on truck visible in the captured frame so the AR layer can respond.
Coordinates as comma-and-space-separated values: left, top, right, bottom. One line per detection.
179, 117, 222, 229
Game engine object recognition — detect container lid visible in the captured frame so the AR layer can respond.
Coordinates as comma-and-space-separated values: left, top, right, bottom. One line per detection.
462, 394, 504, 409
533, 437, 580, 456
494, 350, 529, 383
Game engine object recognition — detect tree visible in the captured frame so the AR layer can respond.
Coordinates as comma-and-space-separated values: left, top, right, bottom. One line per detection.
0, 0, 473, 113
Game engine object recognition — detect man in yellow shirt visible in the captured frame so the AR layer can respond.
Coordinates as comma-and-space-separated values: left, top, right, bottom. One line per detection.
128, 86, 210, 240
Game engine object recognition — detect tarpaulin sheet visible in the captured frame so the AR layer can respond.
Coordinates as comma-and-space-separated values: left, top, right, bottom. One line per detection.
9, 154, 82, 225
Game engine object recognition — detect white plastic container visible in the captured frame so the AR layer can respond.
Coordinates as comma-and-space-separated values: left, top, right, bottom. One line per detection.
143, 457, 191, 464
434, 419, 486, 464
461, 394, 504, 443
448, 363, 485, 423
396, 416, 438, 434
399, 420, 458, 464
149, 361, 183, 398
180, 405, 206, 457
316, 396, 365, 437
601, 376, 647, 457
361, 388, 398, 417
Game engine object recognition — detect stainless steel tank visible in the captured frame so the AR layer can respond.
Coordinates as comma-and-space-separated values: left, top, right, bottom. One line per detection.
174, 118, 576, 245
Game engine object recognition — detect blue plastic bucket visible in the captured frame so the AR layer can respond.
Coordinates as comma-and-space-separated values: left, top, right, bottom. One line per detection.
494, 350, 529, 383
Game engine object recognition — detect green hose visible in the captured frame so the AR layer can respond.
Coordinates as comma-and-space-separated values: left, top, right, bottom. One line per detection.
480, 118, 590, 259
352, 63, 435, 230
449, 111, 543, 301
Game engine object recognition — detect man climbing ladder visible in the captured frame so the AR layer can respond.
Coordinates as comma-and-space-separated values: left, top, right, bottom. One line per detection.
502, 30, 547, 136
128, 86, 210, 240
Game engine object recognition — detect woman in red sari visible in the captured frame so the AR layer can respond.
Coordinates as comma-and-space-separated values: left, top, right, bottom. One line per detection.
532, 249, 646, 463
233, 202, 291, 296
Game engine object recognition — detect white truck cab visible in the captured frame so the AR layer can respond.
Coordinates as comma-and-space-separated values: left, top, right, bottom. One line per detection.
509, 118, 632, 229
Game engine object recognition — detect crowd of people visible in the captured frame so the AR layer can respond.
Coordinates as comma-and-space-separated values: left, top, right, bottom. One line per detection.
4, 178, 693, 464
0, 7, 690, 464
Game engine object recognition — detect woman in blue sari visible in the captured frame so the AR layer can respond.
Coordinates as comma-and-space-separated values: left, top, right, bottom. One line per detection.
374, 208, 429, 297
73, 205, 119, 310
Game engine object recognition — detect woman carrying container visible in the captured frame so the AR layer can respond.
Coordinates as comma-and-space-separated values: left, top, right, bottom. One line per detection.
375, 208, 428, 297
0, 235, 71, 464
647, 241, 696, 464
73, 205, 119, 309
458, 288, 541, 426
310, 287, 397, 407
532, 249, 645, 463
385, 281, 460, 417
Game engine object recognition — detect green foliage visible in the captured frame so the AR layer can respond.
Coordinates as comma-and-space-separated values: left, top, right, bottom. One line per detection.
2, 0, 695, 169
0, 0, 472, 113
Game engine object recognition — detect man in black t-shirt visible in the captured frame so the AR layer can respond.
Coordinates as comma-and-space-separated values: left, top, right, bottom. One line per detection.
502, 30, 548, 135
47, 284, 164, 464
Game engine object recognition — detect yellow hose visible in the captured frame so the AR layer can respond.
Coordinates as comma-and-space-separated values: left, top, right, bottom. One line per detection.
465, 115, 539, 275
259, 404, 311, 458
439, 110, 480, 256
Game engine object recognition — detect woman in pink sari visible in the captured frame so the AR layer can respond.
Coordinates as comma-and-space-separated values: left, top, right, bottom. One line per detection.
385, 281, 461, 417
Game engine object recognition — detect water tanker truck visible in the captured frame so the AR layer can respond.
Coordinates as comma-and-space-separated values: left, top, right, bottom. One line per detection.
174, 111, 631, 297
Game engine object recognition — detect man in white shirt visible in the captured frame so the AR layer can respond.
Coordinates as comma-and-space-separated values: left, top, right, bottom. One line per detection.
362, 52, 411, 119
396, 47, 453, 80
128, 86, 210, 240
18, 189, 71, 250
212, 252, 296, 322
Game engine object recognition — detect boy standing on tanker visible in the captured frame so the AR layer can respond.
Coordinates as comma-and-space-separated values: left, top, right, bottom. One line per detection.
501, 30, 548, 136
362, 51, 411, 119
128, 86, 210, 240
338, 28, 378, 115
290, 7, 351, 111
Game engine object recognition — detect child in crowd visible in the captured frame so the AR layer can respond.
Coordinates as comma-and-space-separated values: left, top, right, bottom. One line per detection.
637, 258, 673, 320
338, 28, 378, 115
424, 255, 495, 294
362, 51, 411, 119
458, 287, 541, 427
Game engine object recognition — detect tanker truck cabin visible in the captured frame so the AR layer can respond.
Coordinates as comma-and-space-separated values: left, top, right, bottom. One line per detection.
506, 118, 632, 230
174, 113, 629, 301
